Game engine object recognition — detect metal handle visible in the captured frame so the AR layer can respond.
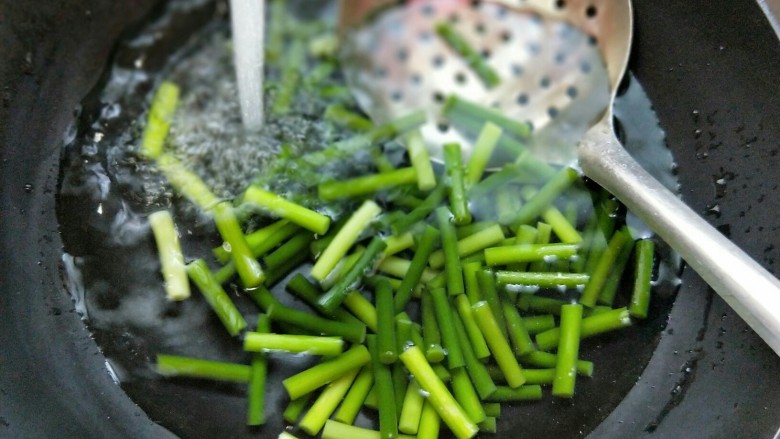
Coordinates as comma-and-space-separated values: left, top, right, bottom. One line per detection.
579, 120, 780, 356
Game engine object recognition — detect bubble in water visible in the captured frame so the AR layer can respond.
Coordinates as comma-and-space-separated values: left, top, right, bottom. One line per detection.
82, 142, 99, 156
101, 103, 122, 120
110, 201, 150, 246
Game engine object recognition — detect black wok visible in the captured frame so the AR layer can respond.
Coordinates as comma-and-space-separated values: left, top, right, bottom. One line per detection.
1, 0, 779, 438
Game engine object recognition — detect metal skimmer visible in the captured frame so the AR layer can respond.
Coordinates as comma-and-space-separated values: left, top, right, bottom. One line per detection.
339, 0, 627, 164
338, 0, 780, 356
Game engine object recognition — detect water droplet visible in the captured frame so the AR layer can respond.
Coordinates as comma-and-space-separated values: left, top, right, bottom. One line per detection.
712, 170, 734, 198
704, 204, 721, 218
23, 183, 33, 193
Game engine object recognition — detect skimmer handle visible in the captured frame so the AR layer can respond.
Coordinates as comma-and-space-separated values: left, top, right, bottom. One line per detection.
579, 120, 780, 357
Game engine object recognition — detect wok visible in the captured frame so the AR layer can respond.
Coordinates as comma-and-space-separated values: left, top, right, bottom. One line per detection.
1, 0, 779, 438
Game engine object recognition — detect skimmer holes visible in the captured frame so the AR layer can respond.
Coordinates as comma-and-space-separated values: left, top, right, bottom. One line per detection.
517, 93, 529, 105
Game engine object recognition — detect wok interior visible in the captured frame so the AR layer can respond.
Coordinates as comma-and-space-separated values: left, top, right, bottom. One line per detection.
54, 2, 679, 436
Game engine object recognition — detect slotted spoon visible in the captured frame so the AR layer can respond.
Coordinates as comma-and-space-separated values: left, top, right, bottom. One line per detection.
338, 0, 780, 356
